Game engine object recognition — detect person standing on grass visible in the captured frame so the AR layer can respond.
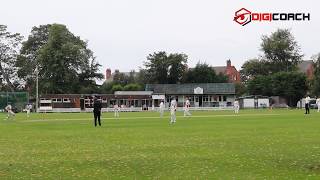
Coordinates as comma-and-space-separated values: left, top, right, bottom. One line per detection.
159, 100, 165, 118
25, 103, 32, 118
170, 97, 177, 124
305, 96, 311, 114
93, 96, 102, 127
4, 104, 15, 120
234, 100, 240, 114
114, 103, 120, 118
316, 97, 320, 113
183, 97, 191, 117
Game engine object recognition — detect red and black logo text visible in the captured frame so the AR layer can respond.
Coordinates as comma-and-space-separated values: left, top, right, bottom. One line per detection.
234, 8, 310, 26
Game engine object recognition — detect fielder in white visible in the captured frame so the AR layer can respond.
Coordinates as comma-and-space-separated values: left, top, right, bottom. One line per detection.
4, 104, 15, 120
316, 97, 320, 113
114, 104, 120, 118
159, 101, 165, 118
183, 98, 191, 117
26, 103, 32, 118
234, 100, 240, 114
170, 97, 177, 124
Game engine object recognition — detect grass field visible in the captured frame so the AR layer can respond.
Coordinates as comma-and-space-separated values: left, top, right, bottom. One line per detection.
0, 109, 320, 179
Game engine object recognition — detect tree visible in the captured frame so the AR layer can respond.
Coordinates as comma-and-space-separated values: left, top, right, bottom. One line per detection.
111, 84, 123, 92
182, 62, 228, 83
247, 75, 273, 96
17, 24, 103, 94
247, 72, 307, 107
167, 53, 188, 84
235, 83, 247, 97
240, 58, 270, 82
143, 51, 188, 84
0, 25, 23, 91
144, 51, 168, 84
123, 83, 142, 91
272, 72, 307, 107
311, 53, 320, 96
135, 68, 151, 85
16, 25, 51, 93
261, 29, 303, 73
100, 81, 115, 94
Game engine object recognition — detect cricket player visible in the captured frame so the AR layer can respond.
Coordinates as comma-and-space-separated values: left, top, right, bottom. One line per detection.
159, 101, 165, 118
25, 103, 32, 118
114, 104, 120, 118
183, 98, 191, 117
305, 96, 311, 114
170, 97, 177, 124
316, 97, 320, 113
4, 104, 15, 120
234, 100, 240, 114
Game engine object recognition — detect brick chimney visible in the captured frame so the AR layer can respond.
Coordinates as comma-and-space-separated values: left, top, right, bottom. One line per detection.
227, 59, 231, 67
106, 68, 111, 79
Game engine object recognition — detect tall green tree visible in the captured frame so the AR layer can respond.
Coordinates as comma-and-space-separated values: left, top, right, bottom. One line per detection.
261, 29, 303, 73
16, 25, 51, 93
182, 62, 228, 83
17, 24, 103, 94
143, 51, 188, 84
167, 53, 188, 84
0, 25, 23, 91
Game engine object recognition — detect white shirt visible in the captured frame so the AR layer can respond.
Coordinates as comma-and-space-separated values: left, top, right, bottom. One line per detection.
185, 100, 190, 107
234, 100, 239, 107
305, 96, 311, 104
5, 105, 12, 111
170, 100, 177, 111
316, 98, 320, 105
26, 104, 32, 110
159, 102, 164, 109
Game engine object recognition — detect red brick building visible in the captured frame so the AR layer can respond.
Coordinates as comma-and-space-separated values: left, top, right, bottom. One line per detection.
212, 60, 241, 83
298, 60, 314, 80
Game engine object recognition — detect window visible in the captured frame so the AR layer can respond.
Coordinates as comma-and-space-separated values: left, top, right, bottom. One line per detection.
203, 96, 209, 102
52, 98, 62, 103
219, 96, 222, 102
102, 98, 108, 103
63, 98, 71, 103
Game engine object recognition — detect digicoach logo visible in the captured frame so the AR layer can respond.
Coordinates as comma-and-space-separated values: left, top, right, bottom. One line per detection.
234, 8, 310, 26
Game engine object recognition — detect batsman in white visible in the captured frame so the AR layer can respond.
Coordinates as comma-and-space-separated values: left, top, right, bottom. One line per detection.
234, 100, 240, 114
4, 104, 15, 120
170, 97, 177, 124
316, 97, 320, 113
159, 100, 165, 118
114, 104, 120, 118
183, 97, 191, 117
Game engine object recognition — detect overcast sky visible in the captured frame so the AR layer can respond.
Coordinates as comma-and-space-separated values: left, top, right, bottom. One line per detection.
1, 0, 319, 75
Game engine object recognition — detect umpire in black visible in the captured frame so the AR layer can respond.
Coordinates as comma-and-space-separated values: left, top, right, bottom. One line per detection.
93, 96, 102, 127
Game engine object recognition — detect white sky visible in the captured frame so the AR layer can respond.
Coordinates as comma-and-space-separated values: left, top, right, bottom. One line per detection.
1, 0, 319, 75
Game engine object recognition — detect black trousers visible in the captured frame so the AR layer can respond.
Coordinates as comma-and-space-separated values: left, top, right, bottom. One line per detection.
94, 111, 101, 126
305, 103, 310, 114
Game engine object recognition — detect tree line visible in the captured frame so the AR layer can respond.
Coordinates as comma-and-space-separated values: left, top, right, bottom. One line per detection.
1, 24, 320, 107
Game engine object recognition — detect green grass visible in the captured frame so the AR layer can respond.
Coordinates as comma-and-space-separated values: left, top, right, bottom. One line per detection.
0, 109, 320, 179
